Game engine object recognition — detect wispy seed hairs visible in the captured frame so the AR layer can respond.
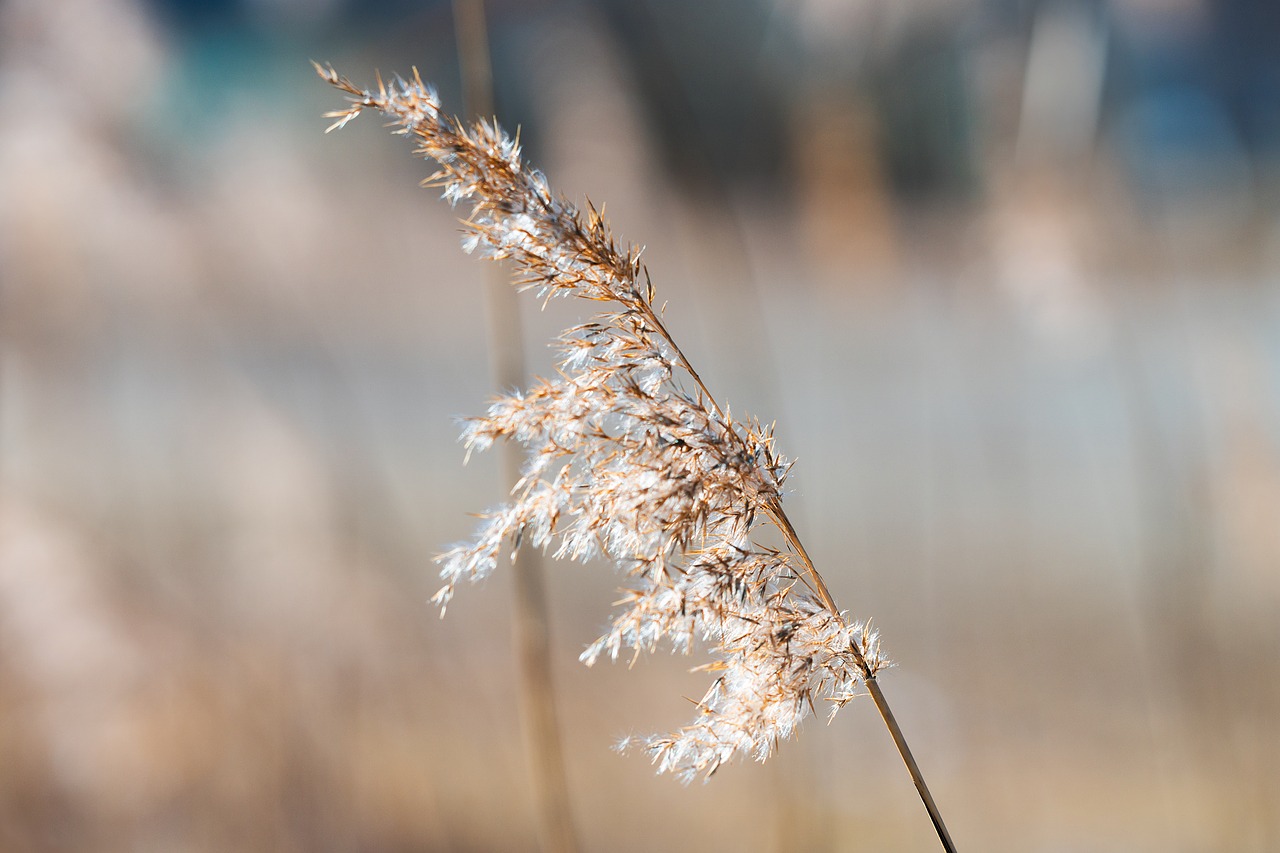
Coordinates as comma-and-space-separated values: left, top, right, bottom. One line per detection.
315, 63, 885, 782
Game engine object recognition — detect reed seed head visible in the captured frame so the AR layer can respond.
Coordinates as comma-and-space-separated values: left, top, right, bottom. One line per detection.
317, 62, 885, 781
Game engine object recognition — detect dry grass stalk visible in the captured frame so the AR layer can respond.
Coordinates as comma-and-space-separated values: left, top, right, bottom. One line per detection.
450, 2, 579, 850
315, 62, 954, 848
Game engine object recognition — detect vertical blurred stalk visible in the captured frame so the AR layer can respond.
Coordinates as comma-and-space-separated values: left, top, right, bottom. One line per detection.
452, 3, 580, 852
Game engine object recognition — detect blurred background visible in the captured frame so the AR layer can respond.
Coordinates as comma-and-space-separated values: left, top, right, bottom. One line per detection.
2, 0, 1279, 850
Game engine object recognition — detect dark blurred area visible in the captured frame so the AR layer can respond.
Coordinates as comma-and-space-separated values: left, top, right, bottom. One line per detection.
2, 1, 1279, 851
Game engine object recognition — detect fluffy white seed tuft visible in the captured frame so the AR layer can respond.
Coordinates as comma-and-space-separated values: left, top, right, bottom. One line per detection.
317, 62, 886, 780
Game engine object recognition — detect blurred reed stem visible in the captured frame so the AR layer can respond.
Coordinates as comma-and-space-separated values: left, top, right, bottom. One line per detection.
453, 3, 580, 852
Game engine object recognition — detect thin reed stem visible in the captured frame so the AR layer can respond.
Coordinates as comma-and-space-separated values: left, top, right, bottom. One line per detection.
764, 497, 956, 851
865, 678, 957, 852
451, 3, 580, 851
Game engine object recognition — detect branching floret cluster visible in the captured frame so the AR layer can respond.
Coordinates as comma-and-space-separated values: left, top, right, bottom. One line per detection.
317, 63, 885, 781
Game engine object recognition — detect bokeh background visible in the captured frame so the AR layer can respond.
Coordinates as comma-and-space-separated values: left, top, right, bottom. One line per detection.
3, 0, 1279, 850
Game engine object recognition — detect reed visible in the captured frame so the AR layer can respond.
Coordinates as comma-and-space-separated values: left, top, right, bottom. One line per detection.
450, 3, 579, 851
316, 62, 955, 850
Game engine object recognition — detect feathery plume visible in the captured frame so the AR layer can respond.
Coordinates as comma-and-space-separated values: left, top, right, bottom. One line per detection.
315, 62, 885, 781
